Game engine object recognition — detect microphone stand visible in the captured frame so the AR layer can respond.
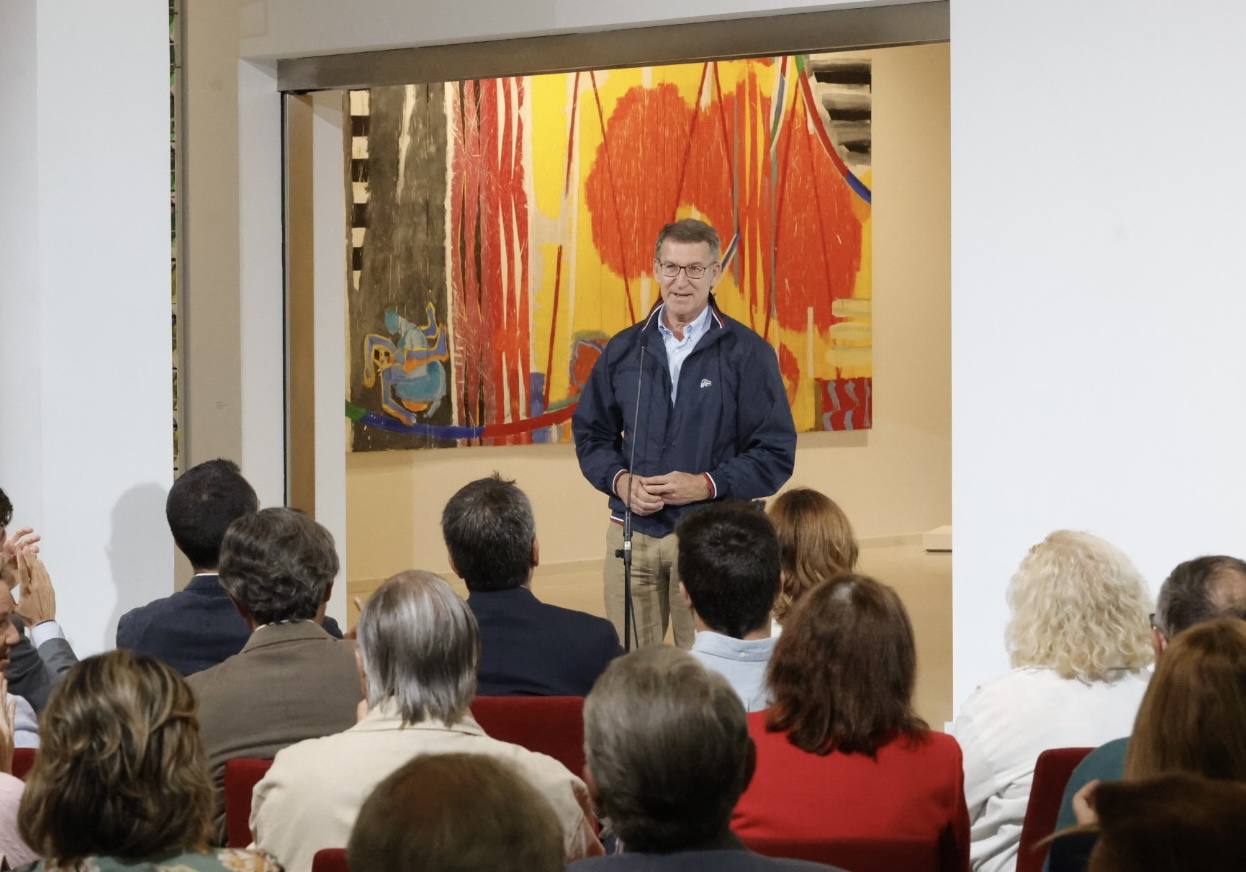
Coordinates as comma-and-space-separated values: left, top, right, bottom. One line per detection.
614, 330, 648, 652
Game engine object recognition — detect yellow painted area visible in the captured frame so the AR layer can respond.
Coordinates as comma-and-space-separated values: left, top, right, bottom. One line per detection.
520, 57, 871, 432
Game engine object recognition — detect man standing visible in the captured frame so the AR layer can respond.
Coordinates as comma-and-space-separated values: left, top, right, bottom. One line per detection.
573, 219, 796, 649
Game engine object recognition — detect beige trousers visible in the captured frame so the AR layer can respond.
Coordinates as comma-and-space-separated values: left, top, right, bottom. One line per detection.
603, 522, 696, 650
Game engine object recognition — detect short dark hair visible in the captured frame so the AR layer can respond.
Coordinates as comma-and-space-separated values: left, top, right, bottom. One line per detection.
654, 219, 721, 263
1156, 556, 1246, 639
440, 474, 535, 592
165, 460, 258, 569
0, 488, 11, 529
677, 502, 779, 637
584, 647, 753, 854
766, 574, 927, 755
347, 753, 564, 872
218, 508, 338, 624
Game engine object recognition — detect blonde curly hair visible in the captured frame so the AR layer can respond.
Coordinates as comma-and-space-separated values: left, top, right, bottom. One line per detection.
1006, 530, 1153, 681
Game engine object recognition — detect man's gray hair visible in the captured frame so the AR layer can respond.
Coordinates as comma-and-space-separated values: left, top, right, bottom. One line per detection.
653, 219, 720, 264
218, 507, 337, 624
583, 647, 752, 853
356, 571, 478, 726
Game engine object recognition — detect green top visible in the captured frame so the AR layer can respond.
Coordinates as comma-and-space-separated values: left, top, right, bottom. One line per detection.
18, 848, 281, 872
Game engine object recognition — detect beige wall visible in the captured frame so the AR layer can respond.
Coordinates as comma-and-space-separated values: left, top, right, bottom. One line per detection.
346, 43, 950, 592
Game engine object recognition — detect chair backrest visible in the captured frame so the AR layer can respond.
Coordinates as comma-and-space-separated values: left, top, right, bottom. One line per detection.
1016, 747, 1095, 872
470, 695, 586, 777
312, 847, 350, 872
223, 757, 274, 848
11, 748, 36, 780
747, 836, 941, 872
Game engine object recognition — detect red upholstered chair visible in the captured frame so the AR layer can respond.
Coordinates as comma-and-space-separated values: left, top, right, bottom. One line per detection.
223, 757, 274, 848
1015, 747, 1094, 872
469, 696, 586, 778
746, 836, 943, 872
11, 748, 35, 780
311, 848, 350, 872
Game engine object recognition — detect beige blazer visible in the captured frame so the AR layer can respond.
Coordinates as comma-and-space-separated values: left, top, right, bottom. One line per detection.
251, 702, 603, 871
187, 621, 362, 842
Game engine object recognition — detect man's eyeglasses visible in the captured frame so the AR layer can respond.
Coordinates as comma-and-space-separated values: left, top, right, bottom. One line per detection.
657, 261, 712, 279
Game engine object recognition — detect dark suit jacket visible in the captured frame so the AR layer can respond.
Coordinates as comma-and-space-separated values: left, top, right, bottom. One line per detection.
116, 573, 343, 676
186, 621, 362, 842
5, 617, 77, 713
468, 586, 621, 697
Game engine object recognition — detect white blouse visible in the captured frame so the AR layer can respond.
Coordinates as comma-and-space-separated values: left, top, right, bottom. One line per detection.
951, 666, 1150, 872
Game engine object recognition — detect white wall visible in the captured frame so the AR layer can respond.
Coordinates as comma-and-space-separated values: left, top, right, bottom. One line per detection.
0, 1, 172, 654
240, 0, 899, 58
951, 0, 1246, 704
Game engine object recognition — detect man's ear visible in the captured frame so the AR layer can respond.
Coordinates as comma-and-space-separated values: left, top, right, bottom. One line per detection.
322, 579, 334, 605
531, 537, 541, 570
448, 554, 462, 579
1152, 627, 1168, 660
679, 582, 692, 609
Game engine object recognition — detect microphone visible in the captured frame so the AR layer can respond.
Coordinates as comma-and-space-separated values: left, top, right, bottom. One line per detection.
615, 307, 657, 651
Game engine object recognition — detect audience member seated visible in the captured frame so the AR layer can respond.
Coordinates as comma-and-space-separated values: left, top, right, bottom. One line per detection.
347, 752, 565, 872
188, 507, 361, 842
766, 488, 857, 633
117, 459, 342, 676
570, 646, 841, 871
0, 487, 77, 714
733, 575, 969, 870
442, 474, 620, 696
251, 570, 602, 870
950, 531, 1152, 872
1070, 773, 1246, 872
17, 650, 279, 871
1054, 555, 1246, 831
0, 618, 37, 868
677, 501, 780, 712
1047, 617, 1246, 872
0, 590, 41, 749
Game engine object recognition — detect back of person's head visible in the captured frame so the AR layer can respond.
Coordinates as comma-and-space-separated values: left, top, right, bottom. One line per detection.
166, 459, 259, 569
584, 647, 752, 853
218, 507, 337, 624
356, 570, 478, 726
676, 501, 779, 638
1124, 617, 1246, 781
19, 650, 211, 863
347, 753, 563, 872
1087, 773, 1246, 872
0, 487, 11, 530
1155, 555, 1246, 640
1006, 530, 1153, 681
767, 487, 858, 623
440, 473, 536, 592
767, 574, 926, 755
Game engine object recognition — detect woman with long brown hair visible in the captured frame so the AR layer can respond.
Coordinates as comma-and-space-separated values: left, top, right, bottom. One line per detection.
18, 650, 279, 871
732, 574, 969, 870
766, 488, 857, 629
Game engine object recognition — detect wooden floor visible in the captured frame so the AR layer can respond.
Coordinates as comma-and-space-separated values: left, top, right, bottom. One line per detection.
347, 536, 953, 728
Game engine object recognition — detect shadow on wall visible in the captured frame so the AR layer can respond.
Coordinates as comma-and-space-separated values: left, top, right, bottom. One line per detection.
105, 483, 173, 648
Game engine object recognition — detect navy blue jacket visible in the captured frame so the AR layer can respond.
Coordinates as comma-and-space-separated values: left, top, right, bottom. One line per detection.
573, 305, 796, 538
116, 573, 343, 676
469, 586, 621, 696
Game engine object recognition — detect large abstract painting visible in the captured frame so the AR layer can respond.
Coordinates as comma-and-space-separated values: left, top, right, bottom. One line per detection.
346, 54, 872, 451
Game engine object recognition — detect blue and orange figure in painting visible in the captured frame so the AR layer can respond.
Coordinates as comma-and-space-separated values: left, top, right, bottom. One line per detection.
362, 303, 450, 426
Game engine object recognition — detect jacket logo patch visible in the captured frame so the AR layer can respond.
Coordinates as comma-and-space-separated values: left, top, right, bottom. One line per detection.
700, 378, 712, 389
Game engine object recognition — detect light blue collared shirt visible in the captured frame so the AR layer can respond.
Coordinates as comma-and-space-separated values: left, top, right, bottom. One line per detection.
656, 304, 712, 404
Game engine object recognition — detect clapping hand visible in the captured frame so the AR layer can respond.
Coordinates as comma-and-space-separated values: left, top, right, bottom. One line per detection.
14, 551, 56, 626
